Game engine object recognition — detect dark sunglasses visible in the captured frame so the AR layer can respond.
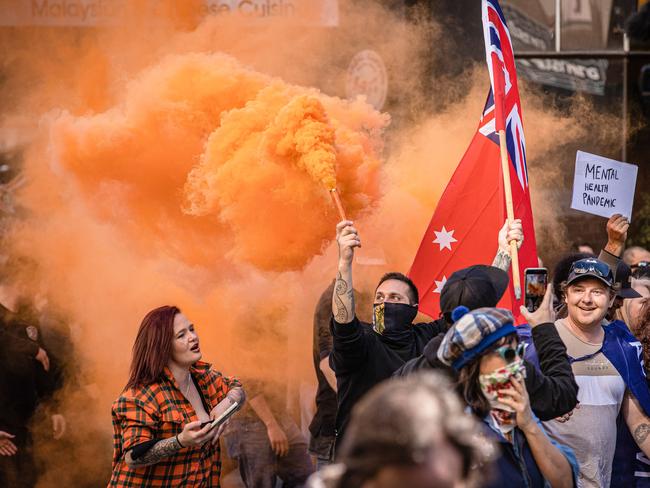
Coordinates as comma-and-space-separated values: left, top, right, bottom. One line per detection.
570, 259, 613, 281
493, 343, 526, 363
631, 261, 650, 274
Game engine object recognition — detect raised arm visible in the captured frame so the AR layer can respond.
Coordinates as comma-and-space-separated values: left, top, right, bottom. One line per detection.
332, 220, 360, 324
603, 214, 629, 258
492, 219, 523, 271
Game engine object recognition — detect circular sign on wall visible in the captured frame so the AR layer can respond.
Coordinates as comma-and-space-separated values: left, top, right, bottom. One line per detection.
345, 49, 388, 111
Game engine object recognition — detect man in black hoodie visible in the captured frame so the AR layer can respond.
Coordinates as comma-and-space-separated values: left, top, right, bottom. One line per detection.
330, 221, 443, 451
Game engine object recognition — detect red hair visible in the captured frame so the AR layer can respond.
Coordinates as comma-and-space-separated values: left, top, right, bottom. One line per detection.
126, 305, 180, 389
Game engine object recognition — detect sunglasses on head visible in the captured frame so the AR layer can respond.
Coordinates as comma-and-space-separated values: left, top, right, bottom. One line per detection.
571, 259, 613, 281
493, 343, 526, 363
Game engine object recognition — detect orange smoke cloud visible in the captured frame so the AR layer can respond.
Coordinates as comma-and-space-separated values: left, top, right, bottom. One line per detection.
182, 77, 386, 269
264, 95, 337, 190
50, 52, 386, 271
0, 2, 622, 486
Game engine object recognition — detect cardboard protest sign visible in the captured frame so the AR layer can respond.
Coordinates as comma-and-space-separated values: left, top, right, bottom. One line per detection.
570, 151, 638, 220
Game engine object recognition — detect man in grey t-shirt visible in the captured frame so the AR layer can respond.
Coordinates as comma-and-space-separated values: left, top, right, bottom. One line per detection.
543, 258, 650, 487
544, 318, 625, 487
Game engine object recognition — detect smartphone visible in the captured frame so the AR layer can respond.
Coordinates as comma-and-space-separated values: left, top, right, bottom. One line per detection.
524, 268, 548, 312
200, 401, 240, 430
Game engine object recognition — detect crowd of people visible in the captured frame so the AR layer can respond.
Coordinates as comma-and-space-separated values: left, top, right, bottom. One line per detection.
2, 212, 650, 488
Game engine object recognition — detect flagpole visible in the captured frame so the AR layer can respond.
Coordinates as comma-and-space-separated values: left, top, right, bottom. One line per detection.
498, 129, 522, 300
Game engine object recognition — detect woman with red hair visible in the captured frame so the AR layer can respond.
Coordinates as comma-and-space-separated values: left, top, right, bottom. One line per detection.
108, 305, 244, 487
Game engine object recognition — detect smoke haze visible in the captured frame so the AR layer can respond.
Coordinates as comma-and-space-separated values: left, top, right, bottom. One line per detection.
0, 1, 619, 484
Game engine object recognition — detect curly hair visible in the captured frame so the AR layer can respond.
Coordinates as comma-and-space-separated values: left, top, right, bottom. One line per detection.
333, 372, 496, 488
633, 301, 650, 373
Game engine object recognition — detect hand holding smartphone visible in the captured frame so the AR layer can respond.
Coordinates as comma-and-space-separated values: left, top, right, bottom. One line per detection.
524, 268, 548, 312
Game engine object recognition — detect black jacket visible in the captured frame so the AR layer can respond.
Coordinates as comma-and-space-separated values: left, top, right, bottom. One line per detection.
330, 317, 441, 450
394, 322, 579, 421
0, 307, 62, 433
310, 282, 338, 443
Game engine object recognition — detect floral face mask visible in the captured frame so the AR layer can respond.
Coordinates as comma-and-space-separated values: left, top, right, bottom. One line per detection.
478, 358, 527, 434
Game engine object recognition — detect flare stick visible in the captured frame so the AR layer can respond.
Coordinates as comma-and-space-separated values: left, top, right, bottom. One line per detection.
330, 188, 347, 221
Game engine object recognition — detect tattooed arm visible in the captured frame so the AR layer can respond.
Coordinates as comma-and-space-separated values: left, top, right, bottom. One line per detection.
125, 420, 214, 467
492, 219, 523, 272
334, 270, 355, 324
491, 250, 512, 272
332, 221, 359, 324
623, 390, 650, 457
125, 436, 183, 467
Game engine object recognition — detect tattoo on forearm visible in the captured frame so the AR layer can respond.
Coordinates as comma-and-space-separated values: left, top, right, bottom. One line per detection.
128, 436, 182, 466
492, 250, 512, 272
334, 271, 352, 322
635, 424, 650, 446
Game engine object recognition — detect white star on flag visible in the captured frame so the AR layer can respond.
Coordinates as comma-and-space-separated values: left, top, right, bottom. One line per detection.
433, 226, 458, 251
433, 276, 447, 294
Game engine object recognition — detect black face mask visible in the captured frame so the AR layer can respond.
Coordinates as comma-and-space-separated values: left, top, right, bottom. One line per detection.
372, 302, 418, 335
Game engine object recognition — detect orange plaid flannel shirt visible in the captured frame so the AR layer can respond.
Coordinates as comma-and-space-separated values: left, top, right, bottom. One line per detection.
108, 361, 241, 487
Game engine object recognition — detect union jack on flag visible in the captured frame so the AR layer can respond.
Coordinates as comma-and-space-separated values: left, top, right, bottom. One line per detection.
409, 0, 538, 321
481, 0, 528, 190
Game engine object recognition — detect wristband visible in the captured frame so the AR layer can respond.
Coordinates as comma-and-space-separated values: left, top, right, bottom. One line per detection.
176, 434, 185, 448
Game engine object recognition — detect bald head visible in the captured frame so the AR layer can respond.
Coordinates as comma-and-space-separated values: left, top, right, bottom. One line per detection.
623, 246, 650, 267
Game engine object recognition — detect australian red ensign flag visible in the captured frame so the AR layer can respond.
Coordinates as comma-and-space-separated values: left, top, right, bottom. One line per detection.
409, 0, 538, 321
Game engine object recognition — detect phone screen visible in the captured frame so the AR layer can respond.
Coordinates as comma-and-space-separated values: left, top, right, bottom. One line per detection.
525, 268, 548, 312
200, 401, 240, 430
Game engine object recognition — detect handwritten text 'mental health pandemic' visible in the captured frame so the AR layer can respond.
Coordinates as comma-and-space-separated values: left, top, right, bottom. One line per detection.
582, 163, 619, 208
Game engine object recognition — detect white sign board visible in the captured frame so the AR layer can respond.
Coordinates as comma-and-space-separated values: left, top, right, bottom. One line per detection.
0, 0, 339, 27
570, 150, 638, 220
